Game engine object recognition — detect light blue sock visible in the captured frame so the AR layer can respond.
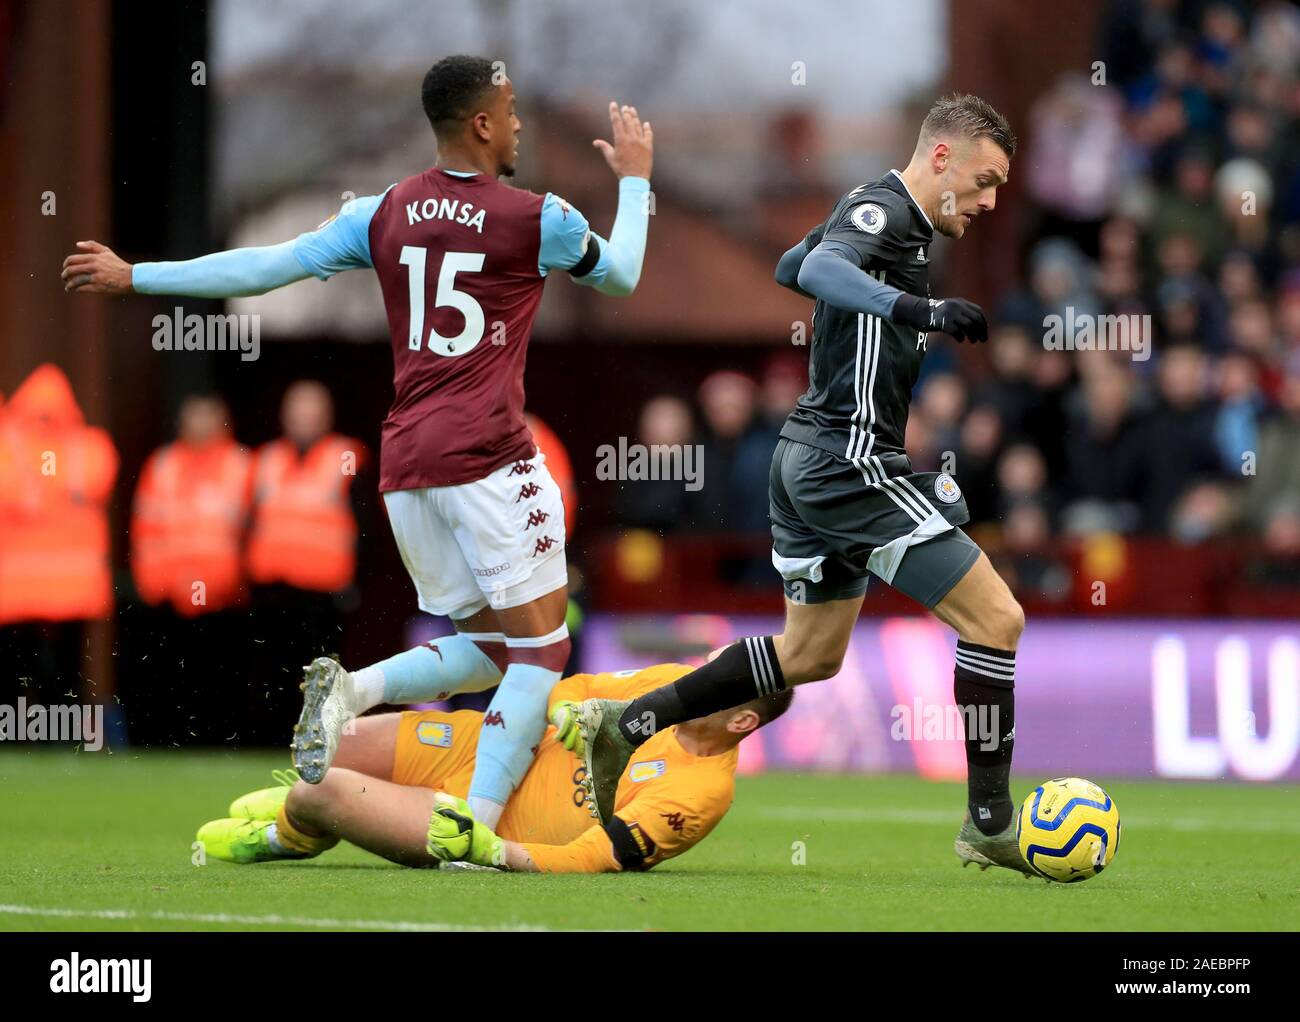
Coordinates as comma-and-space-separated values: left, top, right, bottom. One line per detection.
353, 634, 503, 710
467, 661, 561, 808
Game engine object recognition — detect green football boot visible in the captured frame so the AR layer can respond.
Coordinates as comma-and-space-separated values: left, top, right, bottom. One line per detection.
228, 768, 300, 821
196, 817, 307, 864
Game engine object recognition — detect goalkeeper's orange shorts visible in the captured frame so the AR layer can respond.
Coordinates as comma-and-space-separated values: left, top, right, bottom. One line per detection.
390, 709, 482, 794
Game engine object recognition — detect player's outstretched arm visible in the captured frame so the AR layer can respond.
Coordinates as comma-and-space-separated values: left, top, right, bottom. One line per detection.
426, 832, 598, 873
425, 792, 615, 873
63, 191, 386, 300
62, 239, 312, 299
546, 102, 653, 297
798, 242, 988, 342
511, 824, 626, 873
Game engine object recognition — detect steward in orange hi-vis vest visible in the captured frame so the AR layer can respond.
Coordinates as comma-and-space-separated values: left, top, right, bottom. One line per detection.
0, 365, 119, 623
246, 434, 367, 593
130, 406, 252, 618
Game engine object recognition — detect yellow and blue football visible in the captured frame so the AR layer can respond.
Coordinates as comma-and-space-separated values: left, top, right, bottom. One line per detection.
1017, 777, 1120, 883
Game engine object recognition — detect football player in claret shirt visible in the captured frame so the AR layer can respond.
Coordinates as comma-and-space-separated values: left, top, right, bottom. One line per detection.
195, 662, 794, 874
64, 56, 653, 831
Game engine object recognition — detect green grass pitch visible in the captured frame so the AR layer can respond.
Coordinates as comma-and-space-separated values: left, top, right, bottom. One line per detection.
2, 750, 1296, 931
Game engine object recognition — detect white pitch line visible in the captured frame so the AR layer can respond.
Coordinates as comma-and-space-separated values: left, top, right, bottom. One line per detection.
0, 904, 578, 932
755, 806, 1300, 834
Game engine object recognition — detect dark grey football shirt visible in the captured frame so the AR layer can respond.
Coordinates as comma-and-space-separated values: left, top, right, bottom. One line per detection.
781, 170, 935, 467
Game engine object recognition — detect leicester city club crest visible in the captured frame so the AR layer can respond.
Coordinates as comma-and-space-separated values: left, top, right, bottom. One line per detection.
934, 473, 962, 504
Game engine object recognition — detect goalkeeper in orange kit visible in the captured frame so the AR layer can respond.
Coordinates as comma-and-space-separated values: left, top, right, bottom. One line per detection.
197, 663, 792, 873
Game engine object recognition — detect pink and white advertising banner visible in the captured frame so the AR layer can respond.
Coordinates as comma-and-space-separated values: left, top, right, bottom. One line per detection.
580, 615, 1300, 783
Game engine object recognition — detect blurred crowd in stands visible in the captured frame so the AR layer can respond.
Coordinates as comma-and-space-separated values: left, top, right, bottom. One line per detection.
620, 1, 1300, 586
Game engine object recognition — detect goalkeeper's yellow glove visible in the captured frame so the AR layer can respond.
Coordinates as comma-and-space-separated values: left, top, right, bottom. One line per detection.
549, 700, 586, 756
426, 793, 505, 868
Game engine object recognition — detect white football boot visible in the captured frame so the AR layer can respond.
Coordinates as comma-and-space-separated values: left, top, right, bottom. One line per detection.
291, 656, 357, 783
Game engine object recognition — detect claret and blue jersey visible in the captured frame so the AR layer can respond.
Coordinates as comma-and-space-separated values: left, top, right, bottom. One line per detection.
291, 171, 635, 284
133, 167, 650, 492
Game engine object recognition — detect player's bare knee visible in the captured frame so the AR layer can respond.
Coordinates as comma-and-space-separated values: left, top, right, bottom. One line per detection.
982, 596, 1024, 650
780, 644, 844, 684
811, 651, 846, 682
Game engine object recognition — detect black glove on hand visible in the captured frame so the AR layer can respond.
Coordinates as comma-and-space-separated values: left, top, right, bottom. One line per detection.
894, 294, 989, 343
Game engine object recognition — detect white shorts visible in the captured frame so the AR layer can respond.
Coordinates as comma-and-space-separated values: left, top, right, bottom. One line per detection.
383, 451, 568, 621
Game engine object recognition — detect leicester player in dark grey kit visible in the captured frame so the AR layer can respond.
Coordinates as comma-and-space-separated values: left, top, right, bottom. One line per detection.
560, 94, 1033, 877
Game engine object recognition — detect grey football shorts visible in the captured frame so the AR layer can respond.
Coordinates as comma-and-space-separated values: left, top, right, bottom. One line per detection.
768, 437, 981, 608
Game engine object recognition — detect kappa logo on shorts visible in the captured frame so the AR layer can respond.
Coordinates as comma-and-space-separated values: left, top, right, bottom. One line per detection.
484, 710, 506, 728
851, 202, 887, 235
507, 461, 535, 476
629, 759, 667, 782
533, 536, 558, 556
515, 483, 542, 501
415, 721, 454, 748
934, 473, 962, 504
659, 811, 686, 834
525, 509, 550, 528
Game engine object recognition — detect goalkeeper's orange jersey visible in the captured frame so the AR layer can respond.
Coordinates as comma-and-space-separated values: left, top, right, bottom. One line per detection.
389, 663, 738, 873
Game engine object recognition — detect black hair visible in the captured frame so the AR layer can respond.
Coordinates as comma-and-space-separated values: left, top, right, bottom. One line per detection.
421, 55, 498, 134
